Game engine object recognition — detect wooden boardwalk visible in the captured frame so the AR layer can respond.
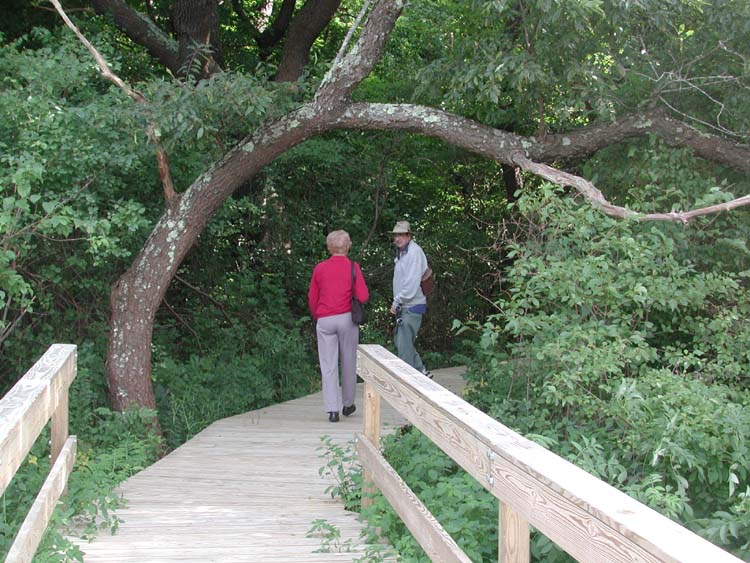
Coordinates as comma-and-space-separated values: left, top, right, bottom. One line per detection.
70, 367, 465, 563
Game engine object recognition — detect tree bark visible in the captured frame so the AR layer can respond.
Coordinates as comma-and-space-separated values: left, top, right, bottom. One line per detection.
230, 0, 296, 59
502, 164, 521, 203
89, 0, 339, 83
332, 103, 750, 174
538, 109, 750, 174
255, 0, 297, 58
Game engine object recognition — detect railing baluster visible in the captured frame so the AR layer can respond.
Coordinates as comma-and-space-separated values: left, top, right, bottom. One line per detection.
50, 390, 69, 463
361, 380, 381, 509
499, 501, 530, 563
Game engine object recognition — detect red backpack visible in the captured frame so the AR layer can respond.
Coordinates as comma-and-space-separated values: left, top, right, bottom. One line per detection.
421, 267, 435, 296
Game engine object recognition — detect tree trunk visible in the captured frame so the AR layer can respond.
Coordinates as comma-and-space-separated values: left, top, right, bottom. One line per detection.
106, 99, 750, 413
275, 0, 342, 82
502, 164, 521, 203
90, 0, 180, 74
106, 108, 325, 411
173, 0, 222, 78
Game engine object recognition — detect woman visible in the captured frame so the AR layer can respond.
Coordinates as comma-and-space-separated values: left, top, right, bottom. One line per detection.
308, 230, 369, 422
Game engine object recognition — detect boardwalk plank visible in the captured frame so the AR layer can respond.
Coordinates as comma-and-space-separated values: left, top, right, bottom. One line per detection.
69, 368, 465, 563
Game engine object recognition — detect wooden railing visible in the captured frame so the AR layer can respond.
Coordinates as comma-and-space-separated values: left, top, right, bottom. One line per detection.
0, 344, 78, 563
356, 344, 743, 563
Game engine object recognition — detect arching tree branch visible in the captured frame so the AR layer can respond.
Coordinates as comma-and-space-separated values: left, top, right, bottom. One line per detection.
62, 0, 750, 410
540, 109, 750, 174
332, 103, 750, 222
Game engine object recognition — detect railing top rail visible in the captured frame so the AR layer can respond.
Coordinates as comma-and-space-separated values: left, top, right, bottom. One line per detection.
0, 343, 77, 496
357, 344, 742, 563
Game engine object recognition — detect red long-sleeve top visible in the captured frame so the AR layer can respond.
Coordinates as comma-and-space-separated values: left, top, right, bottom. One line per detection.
308, 255, 369, 320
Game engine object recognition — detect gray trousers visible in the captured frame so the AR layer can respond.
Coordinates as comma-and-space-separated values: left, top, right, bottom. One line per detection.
316, 312, 359, 412
394, 309, 426, 372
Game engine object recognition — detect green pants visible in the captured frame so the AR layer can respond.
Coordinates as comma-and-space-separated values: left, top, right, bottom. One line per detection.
394, 309, 426, 372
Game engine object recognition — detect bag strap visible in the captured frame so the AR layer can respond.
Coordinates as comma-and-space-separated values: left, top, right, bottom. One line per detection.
350, 259, 356, 291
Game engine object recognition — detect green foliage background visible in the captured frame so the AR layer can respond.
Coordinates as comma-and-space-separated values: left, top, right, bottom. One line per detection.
1, 0, 750, 561
459, 182, 750, 560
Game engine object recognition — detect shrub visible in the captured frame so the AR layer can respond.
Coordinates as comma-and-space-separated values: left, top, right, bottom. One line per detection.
461, 185, 750, 559
0, 407, 161, 562
154, 323, 318, 449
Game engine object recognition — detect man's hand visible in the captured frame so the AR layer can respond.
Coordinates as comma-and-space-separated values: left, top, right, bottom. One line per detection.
390, 304, 399, 315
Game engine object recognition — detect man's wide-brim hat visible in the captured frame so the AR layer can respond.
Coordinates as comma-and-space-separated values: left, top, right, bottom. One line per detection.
389, 221, 412, 234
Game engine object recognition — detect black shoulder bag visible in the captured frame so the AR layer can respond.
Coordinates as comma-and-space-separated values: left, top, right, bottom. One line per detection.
350, 261, 367, 325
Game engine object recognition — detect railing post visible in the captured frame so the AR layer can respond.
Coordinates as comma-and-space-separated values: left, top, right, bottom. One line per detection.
50, 391, 69, 463
1, 343, 77, 563
361, 380, 382, 509
499, 502, 530, 563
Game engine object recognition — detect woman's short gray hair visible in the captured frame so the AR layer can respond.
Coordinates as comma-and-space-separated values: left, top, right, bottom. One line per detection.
326, 230, 352, 255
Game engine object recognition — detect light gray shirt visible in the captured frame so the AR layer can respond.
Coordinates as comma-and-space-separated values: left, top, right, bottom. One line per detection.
392, 240, 428, 309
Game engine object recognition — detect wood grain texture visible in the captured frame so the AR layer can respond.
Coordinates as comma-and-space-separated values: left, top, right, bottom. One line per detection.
67, 367, 466, 562
361, 381, 381, 510
357, 433, 472, 563
0, 343, 76, 496
499, 502, 529, 563
5, 436, 77, 563
50, 391, 69, 463
357, 344, 743, 563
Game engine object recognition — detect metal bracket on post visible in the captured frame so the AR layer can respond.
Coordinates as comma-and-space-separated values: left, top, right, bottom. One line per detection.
486, 449, 496, 487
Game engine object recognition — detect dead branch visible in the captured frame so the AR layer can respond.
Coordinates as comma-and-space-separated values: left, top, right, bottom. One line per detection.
162, 298, 203, 353
511, 152, 750, 223
50, 0, 176, 204
174, 275, 234, 324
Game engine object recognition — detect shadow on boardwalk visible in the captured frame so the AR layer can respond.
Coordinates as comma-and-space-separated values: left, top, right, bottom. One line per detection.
70, 367, 465, 563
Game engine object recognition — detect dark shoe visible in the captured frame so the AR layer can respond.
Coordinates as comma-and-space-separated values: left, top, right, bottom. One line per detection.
328, 411, 340, 423
342, 404, 356, 417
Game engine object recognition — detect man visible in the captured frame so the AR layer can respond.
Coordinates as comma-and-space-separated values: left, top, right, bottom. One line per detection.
389, 221, 431, 378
